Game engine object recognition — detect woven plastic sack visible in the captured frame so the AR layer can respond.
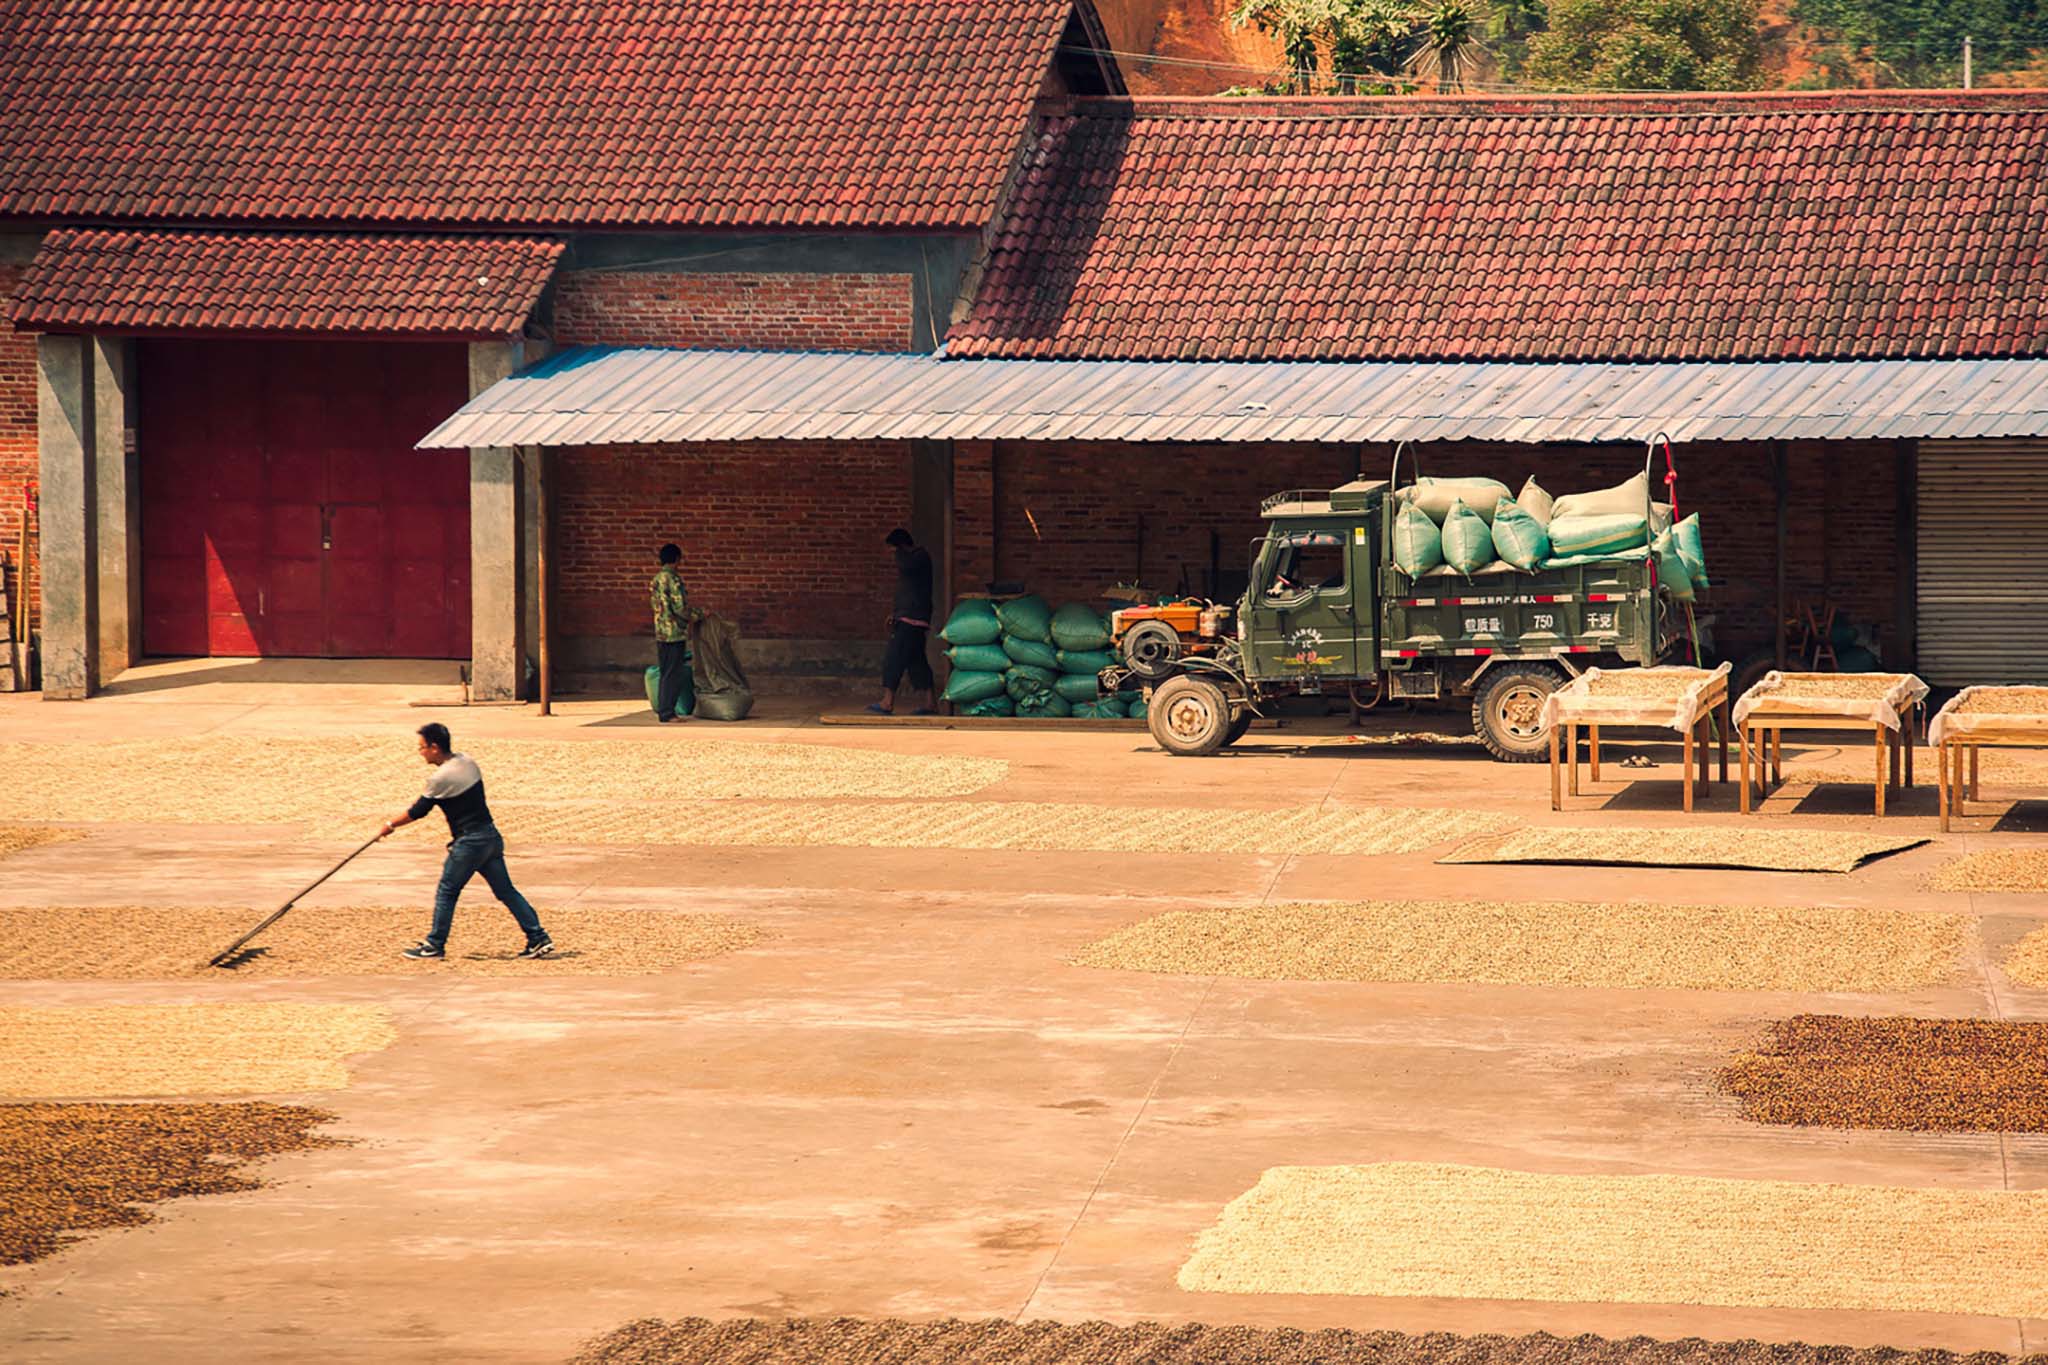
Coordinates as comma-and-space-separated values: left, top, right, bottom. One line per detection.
1440, 499, 1492, 574
1001, 635, 1060, 670
1651, 528, 1695, 602
1550, 470, 1649, 522
1050, 602, 1111, 651
995, 594, 1053, 643
942, 670, 1006, 704
962, 694, 1015, 717
941, 598, 1001, 646
645, 662, 695, 717
1517, 476, 1555, 527
1016, 693, 1072, 718
1489, 496, 1550, 570
1072, 697, 1126, 718
1126, 695, 1148, 720
1057, 648, 1117, 675
1055, 673, 1102, 703
946, 643, 1011, 673
1005, 663, 1059, 705
1392, 500, 1444, 576
695, 690, 754, 722
1548, 513, 1648, 558
1407, 476, 1512, 526
1672, 513, 1709, 586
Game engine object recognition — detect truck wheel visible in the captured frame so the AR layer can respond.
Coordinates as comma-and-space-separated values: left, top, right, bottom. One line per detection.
1473, 662, 1566, 763
1224, 708, 1255, 746
1149, 677, 1232, 756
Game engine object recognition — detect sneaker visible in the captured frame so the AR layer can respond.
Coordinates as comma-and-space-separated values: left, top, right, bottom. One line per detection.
401, 942, 445, 959
518, 935, 556, 959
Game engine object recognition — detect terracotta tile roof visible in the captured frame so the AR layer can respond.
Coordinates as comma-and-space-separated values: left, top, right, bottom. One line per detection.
12, 228, 564, 338
948, 91, 2048, 363
0, 0, 1077, 231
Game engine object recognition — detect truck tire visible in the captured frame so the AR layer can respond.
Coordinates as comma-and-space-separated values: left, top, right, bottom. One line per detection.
1223, 708, 1255, 746
1472, 662, 1566, 763
1149, 677, 1232, 756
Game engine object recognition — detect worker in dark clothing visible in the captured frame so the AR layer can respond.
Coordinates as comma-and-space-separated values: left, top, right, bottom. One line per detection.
379, 722, 553, 961
869, 527, 935, 715
651, 542, 699, 723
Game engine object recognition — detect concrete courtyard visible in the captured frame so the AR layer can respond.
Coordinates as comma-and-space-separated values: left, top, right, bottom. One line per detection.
1, 664, 2045, 1363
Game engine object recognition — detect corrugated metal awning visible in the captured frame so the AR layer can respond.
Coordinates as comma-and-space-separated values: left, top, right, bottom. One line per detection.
420, 347, 2048, 449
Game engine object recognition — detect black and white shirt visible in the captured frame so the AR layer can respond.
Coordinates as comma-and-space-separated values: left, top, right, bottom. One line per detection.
408, 753, 496, 838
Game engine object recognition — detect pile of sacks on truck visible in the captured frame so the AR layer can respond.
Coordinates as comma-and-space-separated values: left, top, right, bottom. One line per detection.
936, 595, 1141, 718
1394, 469, 1709, 599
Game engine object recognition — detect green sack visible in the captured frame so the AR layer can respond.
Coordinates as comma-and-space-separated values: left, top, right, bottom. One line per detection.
1054, 673, 1102, 702
1652, 528, 1696, 603
942, 670, 1007, 704
1392, 500, 1444, 576
1057, 648, 1117, 675
1672, 513, 1709, 587
1050, 602, 1112, 651
995, 594, 1053, 643
1126, 695, 1148, 720
946, 643, 1011, 673
1489, 496, 1550, 571
1440, 499, 1493, 575
941, 598, 1002, 646
645, 661, 695, 717
1408, 476, 1513, 526
1016, 693, 1072, 718
1001, 634, 1060, 670
1547, 513, 1648, 558
1072, 697, 1126, 718
1005, 663, 1059, 705
962, 694, 1015, 717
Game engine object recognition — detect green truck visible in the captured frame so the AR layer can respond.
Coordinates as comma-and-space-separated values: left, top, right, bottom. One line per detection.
1105, 460, 1693, 760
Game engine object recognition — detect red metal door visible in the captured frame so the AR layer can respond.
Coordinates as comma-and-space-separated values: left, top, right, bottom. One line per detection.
140, 339, 470, 658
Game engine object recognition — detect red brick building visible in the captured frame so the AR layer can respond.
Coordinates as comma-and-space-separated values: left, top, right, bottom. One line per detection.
6, 5, 2048, 696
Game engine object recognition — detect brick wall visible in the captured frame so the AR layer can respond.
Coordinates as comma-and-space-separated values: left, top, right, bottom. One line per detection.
0, 262, 36, 635
552, 441, 916, 642
551, 270, 915, 351
962, 438, 1901, 666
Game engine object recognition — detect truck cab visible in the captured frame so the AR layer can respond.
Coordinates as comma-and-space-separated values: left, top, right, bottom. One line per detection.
1107, 467, 1691, 759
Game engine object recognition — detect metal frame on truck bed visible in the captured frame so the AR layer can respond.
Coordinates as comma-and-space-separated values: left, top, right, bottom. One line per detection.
1105, 439, 1694, 759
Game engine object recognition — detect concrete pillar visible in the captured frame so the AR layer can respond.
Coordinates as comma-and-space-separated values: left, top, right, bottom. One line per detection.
92, 338, 139, 677
36, 334, 95, 698
467, 341, 529, 701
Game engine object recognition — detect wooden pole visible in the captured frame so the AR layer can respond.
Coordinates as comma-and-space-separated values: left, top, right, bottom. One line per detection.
535, 449, 552, 717
1873, 726, 1886, 817
1549, 720, 1561, 811
1774, 443, 1788, 670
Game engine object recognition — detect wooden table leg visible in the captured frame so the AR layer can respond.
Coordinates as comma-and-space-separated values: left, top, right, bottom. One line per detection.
1740, 723, 1752, 814
1969, 745, 1980, 801
1683, 722, 1696, 813
1550, 721, 1561, 811
1938, 742, 1951, 832
1718, 698, 1730, 782
1905, 709, 1916, 787
1771, 727, 1782, 784
1874, 726, 1886, 817
1697, 715, 1710, 792
1590, 725, 1601, 783
1889, 723, 1901, 790
1568, 724, 1579, 797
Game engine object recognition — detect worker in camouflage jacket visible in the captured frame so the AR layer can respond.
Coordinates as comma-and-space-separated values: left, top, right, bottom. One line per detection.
651, 543, 701, 723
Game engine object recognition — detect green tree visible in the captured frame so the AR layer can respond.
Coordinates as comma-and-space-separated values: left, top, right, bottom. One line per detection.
1229, 0, 1342, 91
1486, 0, 1550, 76
1791, 0, 2041, 86
1410, 0, 1485, 87
1526, 0, 1764, 89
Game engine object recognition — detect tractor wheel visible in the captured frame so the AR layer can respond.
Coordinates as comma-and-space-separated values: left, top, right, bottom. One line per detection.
1472, 662, 1567, 763
1149, 677, 1232, 757
1122, 619, 1184, 682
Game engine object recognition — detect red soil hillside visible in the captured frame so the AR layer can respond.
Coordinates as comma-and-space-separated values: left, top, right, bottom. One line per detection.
1093, 0, 1282, 93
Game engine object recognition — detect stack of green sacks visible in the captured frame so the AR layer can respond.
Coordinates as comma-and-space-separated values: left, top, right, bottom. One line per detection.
938, 594, 1137, 719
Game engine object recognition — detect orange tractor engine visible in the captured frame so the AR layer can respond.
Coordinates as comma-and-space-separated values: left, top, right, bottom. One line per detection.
1108, 600, 1233, 683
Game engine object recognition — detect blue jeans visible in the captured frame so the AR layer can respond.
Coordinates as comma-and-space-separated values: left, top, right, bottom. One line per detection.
428, 827, 544, 949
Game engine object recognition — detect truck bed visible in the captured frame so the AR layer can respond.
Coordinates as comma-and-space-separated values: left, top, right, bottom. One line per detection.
1379, 553, 1672, 667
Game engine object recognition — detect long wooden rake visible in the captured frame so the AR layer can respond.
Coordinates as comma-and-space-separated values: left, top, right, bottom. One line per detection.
204, 834, 382, 969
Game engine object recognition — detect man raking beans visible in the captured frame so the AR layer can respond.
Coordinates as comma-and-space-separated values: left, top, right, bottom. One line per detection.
379, 723, 555, 961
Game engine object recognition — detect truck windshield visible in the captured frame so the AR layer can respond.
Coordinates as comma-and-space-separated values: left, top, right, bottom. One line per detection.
1263, 531, 1346, 602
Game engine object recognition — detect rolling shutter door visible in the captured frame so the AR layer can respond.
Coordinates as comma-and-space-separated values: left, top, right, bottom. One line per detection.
1917, 440, 2048, 685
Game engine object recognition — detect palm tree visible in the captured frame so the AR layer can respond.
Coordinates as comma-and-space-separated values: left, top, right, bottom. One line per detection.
1230, 0, 1340, 92
1408, 0, 1483, 89
1334, 0, 1420, 85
